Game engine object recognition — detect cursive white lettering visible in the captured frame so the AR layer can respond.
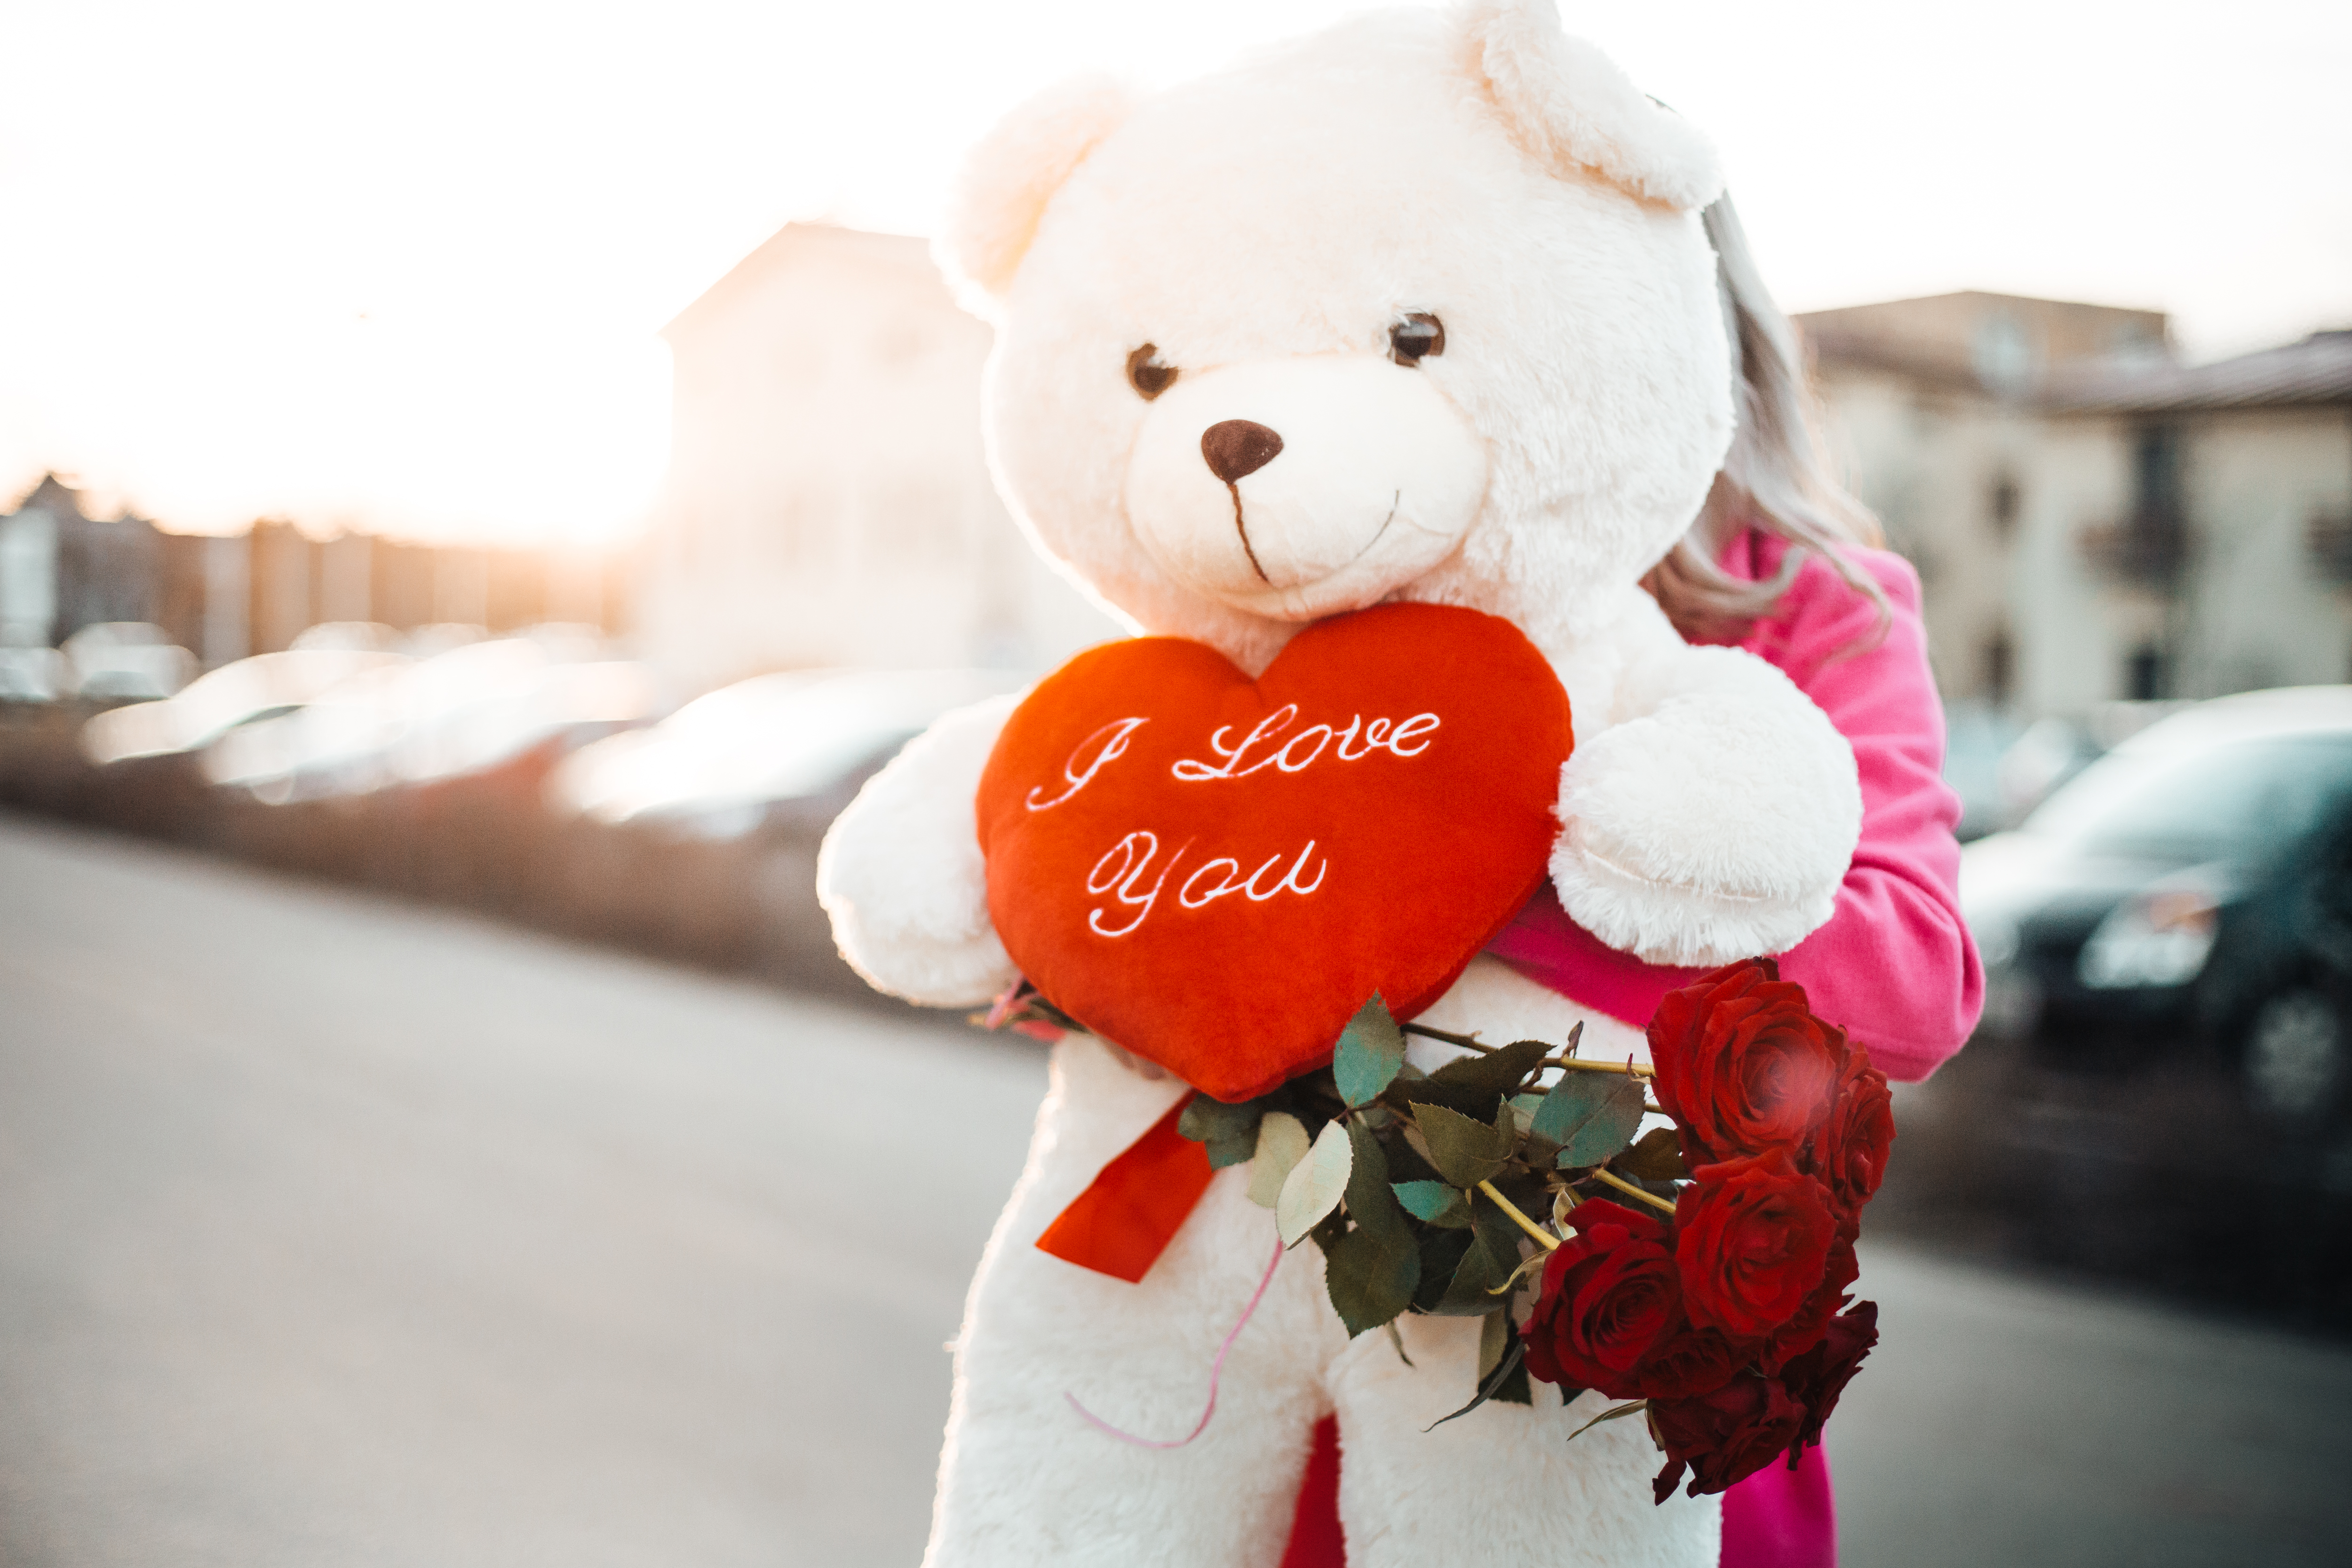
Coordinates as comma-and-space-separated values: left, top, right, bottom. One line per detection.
1085, 830, 1187, 937
1171, 705, 1297, 781
1028, 717, 1148, 811
1385, 713, 1440, 756
1092, 832, 1326, 931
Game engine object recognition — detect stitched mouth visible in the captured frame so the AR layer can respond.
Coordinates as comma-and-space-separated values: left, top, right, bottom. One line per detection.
1225, 489, 1404, 590
1224, 481, 1271, 583
1342, 491, 1403, 569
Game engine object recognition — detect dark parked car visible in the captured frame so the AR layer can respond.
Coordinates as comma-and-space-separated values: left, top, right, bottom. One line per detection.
1962, 687, 2352, 1122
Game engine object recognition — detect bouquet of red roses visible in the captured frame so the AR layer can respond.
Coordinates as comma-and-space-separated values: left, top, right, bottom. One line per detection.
1155, 955, 1893, 1503
1520, 960, 1890, 1500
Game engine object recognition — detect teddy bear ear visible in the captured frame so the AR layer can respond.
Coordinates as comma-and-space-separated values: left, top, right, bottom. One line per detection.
1452, 0, 1724, 211
934, 74, 1134, 315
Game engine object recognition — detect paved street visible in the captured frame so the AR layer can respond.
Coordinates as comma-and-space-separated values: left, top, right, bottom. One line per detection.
3, 816, 2349, 1567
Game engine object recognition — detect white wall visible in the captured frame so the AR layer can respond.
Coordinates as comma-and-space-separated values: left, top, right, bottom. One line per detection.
636, 226, 1123, 696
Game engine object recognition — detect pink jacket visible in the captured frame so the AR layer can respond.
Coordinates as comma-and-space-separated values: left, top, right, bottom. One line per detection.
1489, 529, 1983, 1083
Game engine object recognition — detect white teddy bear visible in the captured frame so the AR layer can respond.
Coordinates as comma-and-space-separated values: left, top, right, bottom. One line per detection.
817, 3, 1861, 1563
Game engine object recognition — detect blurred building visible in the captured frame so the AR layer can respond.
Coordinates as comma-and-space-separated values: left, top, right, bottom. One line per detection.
0, 476, 169, 648
1798, 297, 2352, 716
635, 223, 1123, 693
0, 474, 624, 675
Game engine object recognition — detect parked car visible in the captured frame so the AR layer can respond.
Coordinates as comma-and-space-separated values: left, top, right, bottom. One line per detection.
1961, 687, 2352, 1122
81, 642, 410, 765
540, 667, 1030, 993
201, 626, 653, 801
548, 666, 1026, 838
61, 622, 198, 702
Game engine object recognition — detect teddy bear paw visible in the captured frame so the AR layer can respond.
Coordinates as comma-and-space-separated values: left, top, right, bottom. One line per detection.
816, 696, 1022, 1007
1549, 669, 1860, 968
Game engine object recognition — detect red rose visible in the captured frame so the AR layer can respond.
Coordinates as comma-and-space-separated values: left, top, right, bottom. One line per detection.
1523, 1201, 1679, 1393
1648, 1370, 1807, 1502
1810, 1048, 1895, 1219
1649, 959, 1850, 1168
1673, 1148, 1838, 1339
1779, 1300, 1880, 1454
1758, 1237, 1858, 1375
1625, 1313, 1753, 1401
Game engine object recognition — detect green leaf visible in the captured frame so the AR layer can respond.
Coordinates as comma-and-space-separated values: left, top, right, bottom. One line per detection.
1247, 1111, 1312, 1208
1491, 1349, 1533, 1406
1564, 1399, 1650, 1444
1431, 1206, 1529, 1316
1278, 1119, 1353, 1245
1178, 1094, 1266, 1170
1343, 1120, 1412, 1244
1534, 1075, 1646, 1168
1323, 1225, 1422, 1337
1391, 1180, 1473, 1228
1391, 1038, 1549, 1119
1426, 1332, 1526, 1430
1412, 1100, 1519, 1188
1332, 995, 1407, 1107
1478, 1306, 1510, 1381
1411, 1227, 1476, 1312
1614, 1126, 1689, 1183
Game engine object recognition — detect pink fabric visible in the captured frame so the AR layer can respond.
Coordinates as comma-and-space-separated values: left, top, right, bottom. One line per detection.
1486, 530, 1984, 1568
1721, 1446, 1837, 1568
1489, 531, 1984, 1083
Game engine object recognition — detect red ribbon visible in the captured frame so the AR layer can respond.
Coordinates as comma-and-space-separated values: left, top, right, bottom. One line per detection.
1034, 1096, 1216, 1283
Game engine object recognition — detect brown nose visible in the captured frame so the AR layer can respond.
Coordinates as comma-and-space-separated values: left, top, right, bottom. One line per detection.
1200, 420, 1284, 485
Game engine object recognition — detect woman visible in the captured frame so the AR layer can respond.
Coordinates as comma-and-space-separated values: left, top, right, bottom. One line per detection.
1489, 194, 1986, 1568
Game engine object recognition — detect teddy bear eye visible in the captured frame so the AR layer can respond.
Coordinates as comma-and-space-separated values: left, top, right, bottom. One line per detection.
1389, 312, 1445, 366
1126, 344, 1178, 400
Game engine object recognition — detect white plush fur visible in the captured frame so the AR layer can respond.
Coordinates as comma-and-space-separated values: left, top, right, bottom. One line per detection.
929, 1034, 1718, 1568
819, 3, 1862, 1562
817, 695, 1021, 1006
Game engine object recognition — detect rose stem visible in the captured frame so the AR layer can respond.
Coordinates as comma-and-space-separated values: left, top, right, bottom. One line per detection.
1400, 1023, 1493, 1051
1398, 1023, 1659, 1081
1545, 1058, 1657, 1079
1587, 1166, 1679, 1216
1475, 1180, 1561, 1252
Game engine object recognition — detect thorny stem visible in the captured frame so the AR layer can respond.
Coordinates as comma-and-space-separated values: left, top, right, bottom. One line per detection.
1397, 1022, 1657, 1081
1401, 1022, 1493, 1051
1475, 1180, 1561, 1252
1588, 1165, 1679, 1216
1547, 1057, 1657, 1079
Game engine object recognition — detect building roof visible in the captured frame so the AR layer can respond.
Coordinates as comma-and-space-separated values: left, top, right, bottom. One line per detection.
2041, 329, 2352, 414
1796, 291, 2170, 397
661, 223, 935, 343
6, 472, 89, 522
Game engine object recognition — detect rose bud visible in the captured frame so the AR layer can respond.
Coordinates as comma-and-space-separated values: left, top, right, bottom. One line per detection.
1521, 1200, 1678, 1395
1673, 1148, 1838, 1340
1648, 1369, 1808, 1502
1649, 959, 1851, 1169
1810, 1048, 1895, 1222
1779, 1300, 1880, 1456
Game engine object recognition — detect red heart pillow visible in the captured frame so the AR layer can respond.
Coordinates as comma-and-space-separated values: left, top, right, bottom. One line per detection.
976, 602, 1572, 1102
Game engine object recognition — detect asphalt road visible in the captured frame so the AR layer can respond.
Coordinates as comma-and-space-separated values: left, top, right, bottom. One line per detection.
2, 816, 2348, 1568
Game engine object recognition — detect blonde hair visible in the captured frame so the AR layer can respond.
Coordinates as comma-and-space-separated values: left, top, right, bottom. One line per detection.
1644, 194, 1888, 644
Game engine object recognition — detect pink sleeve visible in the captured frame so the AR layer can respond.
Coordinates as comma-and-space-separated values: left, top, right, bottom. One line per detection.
1740, 547, 1983, 1081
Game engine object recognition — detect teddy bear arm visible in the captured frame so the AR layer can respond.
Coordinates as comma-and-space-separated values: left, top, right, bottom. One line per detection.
1550, 642, 1861, 967
816, 694, 1021, 1007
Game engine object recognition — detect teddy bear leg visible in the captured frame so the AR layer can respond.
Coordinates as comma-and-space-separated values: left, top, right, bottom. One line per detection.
1325, 1313, 1720, 1568
923, 1038, 1345, 1567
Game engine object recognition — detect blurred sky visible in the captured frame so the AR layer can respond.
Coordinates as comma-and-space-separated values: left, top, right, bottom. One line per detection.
2, 0, 2347, 546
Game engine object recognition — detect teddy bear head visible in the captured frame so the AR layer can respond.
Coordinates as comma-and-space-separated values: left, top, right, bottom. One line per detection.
941, 0, 1735, 674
